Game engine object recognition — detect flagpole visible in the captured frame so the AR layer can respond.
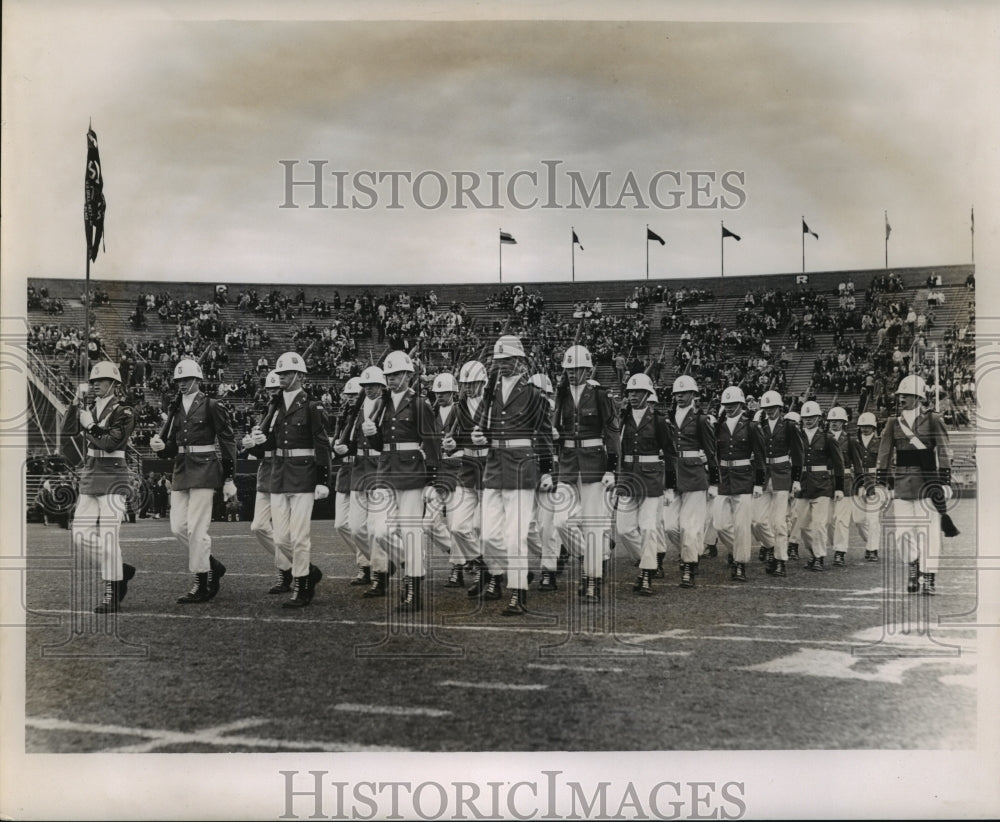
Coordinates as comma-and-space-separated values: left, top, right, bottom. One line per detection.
499, 228, 503, 284
646, 224, 650, 280
720, 221, 724, 278
971, 207, 975, 264
884, 210, 889, 270
801, 216, 806, 274
83, 122, 93, 380
571, 226, 575, 282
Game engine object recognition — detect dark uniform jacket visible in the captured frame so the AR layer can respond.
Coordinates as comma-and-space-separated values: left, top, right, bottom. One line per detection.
553, 381, 619, 484
876, 410, 951, 501
479, 375, 554, 490
267, 389, 331, 494
346, 397, 382, 495
440, 396, 487, 491
330, 406, 356, 495
667, 406, 719, 493
160, 392, 236, 491
617, 406, 676, 499
63, 398, 135, 496
715, 413, 767, 496
829, 431, 864, 495
758, 415, 804, 492
798, 427, 845, 499
857, 431, 881, 494
366, 388, 440, 492
244, 406, 278, 495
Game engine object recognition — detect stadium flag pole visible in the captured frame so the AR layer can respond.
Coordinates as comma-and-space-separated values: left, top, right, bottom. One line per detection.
801, 215, 805, 274
571, 226, 575, 282
720, 221, 725, 277
884, 210, 890, 270
499, 228, 503, 284
971, 206, 975, 264
935, 344, 940, 412
646, 224, 650, 281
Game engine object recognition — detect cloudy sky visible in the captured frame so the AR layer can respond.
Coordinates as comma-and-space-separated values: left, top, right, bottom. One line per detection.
3, 1, 999, 290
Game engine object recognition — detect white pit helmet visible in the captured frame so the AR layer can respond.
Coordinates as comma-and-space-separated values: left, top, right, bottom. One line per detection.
720, 386, 746, 405
648, 390, 660, 404
275, 351, 308, 373
382, 351, 414, 374
672, 374, 698, 394
895, 374, 927, 399
173, 359, 204, 381
459, 360, 488, 383
359, 365, 387, 387
529, 373, 554, 394
784, 411, 801, 424
800, 401, 822, 418
493, 335, 526, 360
342, 377, 362, 395
625, 373, 655, 394
432, 373, 458, 394
264, 370, 281, 389
857, 412, 878, 427
759, 390, 784, 409
89, 361, 122, 383
562, 345, 593, 369
827, 406, 849, 422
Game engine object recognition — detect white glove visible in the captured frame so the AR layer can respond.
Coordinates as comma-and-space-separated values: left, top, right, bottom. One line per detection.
942, 485, 954, 501
791, 480, 801, 496
707, 485, 718, 499
250, 426, 267, 446
223, 479, 238, 501
333, 443, 349, 456
856, 486, 867, 498
470, 426, 488, 446
241, 434, 255, 449
664, 488, 677, 505
552, 427, 561, 441
161, 411, 169, 423
361, 420, 377, 437
752, 485, 763, 499
78, 409, 95, 430
442, 435, 457, 452
538, 473, 554, 491
834, 490, 844, 502
149, 434, 166, 452
601, 472, 615, 489
314, 484, 329, 501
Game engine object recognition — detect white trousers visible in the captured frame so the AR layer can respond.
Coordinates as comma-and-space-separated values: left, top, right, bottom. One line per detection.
73, 493, 126, 580
615, 495, 663, 570
798, 496, 831, 558
371, 487, 426, 577
446, 485, 482, 566
335, 490, 367, 567
753, 486, 789, 559
891, 498, 942, 573
251, 491, 289, 571
349, 491, 379, 569
423, 489, 456, 558
663, 489, 708, 563
170, 488, 216, 573
557, 480, 612, 577
714, 494, 753, 563
481, 488, 535, 590
270, 492, 315, 577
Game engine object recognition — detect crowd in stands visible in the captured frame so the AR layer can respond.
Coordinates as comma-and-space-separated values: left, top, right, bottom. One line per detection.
27, 285, 67, 315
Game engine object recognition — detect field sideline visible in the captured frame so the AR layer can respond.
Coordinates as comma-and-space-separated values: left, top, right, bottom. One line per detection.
22, 499, 980, 753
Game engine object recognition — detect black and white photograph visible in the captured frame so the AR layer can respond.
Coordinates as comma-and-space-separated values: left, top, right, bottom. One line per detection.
2, 1, 999, 819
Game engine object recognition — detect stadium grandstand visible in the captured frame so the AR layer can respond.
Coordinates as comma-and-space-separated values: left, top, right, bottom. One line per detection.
24, 264, 976, 518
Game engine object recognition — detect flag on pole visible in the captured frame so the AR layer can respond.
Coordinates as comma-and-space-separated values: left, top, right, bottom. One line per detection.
802, 219, 818, 240
500, 230, 517, 245
885, 215, 892, 240
647, 227, 665, 245
722, 225, 741, 241
84, 127, 107, 263
572, 230, 584, 250
971, 207, 975, 234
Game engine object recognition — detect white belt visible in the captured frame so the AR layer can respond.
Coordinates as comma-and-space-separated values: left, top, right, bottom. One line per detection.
719, 459, 751, 468
177, 444, 216, 454
804, 465, 829, 473
87, 448, 125, 458
680, 450, 705, 458
340, 456, 354, 464
383, 442, 421, 452
626, 455, 661, 463
563, 438, 604, 448
494, 438, 532, 448
275, 448, 315, 457
466, 447, 488, 457
263, 450, 273, 458
358, 448, 381, 457
767, 455, 790, 464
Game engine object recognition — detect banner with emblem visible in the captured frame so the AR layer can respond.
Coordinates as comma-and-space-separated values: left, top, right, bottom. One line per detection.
84, 127, 107, 263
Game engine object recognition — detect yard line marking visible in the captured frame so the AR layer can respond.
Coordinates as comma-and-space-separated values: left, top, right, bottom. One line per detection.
803, 603, 880, 610
764, 612, 842, 619
438, 680, 548, 691
334, 703, 451, 717
527, 663, 624, 674
101, 718, 269, 753
25, 716, 410, 753
717, 623, 796, 630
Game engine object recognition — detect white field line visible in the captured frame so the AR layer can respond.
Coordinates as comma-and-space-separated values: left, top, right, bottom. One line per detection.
764, 613, 843, 619
438, 680, 547, 691
334, 703, 451, 717
25, 716, 410, 753
803, 603, 881, 610
527, 663, 625, 673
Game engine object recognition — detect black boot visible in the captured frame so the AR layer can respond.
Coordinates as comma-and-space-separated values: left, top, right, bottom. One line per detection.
207, 555, 226, 600
907, 560, 921, 594
306, 564, 323, 603
922, 572, 936, 596
679, 562, 695, 588
787, 542, 800, 560
444, 565, 465, 588
704, 543, 718, 558
120, 563, 136, 601
733, 562, 748, 583
363, 571, 388, 598
538, 570, 557, 592
833, 551, 846, 567
773, 559, 787, 577
806, 555, 825, 572
467, 566, 489, 598
581, 576, 601, 603
282, 575, 312, 608
398, 576, 423, 612
483, 573, 505, 601
636, 569, 653, 596
94, 580, 120, 614
177, 572, 211, 604
758, 547, 768, 562
501, 588, 527, 616
269, 568, 293, 594
655, 552, 666, 578
349, 565, 371, 586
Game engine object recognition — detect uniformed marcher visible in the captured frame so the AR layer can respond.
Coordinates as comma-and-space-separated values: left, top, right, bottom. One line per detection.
663, 374, 718, 589
826, 406, 864, 566
756, 390, 804, 578
615, 373, 676, 596
471, 335, 554, 615
363, 350, 440, 612
855, 412, 883, 562
330, 378, 366, 585
783, 410, 805, 560
876, 375, 953, 595
150, 358, 237, 603
714, 386, 766, 583
66, 361, 137, 613
552, 346, 619, 602
265, 351, 330, 608
423, 372, 460, 569
241, 369, 292, 593
796, 401, 845, 571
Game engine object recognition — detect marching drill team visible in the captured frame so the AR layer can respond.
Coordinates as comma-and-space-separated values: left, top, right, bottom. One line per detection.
67, 335, 956, 615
